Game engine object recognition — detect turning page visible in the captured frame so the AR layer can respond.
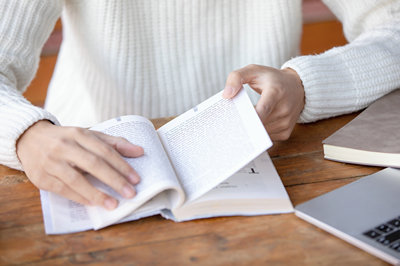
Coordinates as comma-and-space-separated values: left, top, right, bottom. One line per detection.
157, 89, 272, 203
86, 116, 185, 229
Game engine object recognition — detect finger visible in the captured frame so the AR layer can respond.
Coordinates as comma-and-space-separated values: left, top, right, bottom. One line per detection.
61, 141, 137, 201
38, 173, 92, 206
46, 162, 119, 210
266, 119, 296, 141
265, 119, 289, 135
269, 130, 293, 142
50, 176, 93, 206
75, 130, 141, 184
93, 132, 144, 158
255, 88, 280, 124
260, 102, 292, 126
223, 64, 262, 99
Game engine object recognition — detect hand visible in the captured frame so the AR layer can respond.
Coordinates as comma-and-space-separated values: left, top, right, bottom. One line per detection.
223, 64, 305, 141
16, 120, 144, 210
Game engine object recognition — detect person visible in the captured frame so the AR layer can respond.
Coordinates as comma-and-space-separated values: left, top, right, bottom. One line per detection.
1, 0, 399, 210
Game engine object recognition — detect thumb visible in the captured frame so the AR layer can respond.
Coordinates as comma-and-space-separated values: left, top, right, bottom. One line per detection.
223, 64, 261, 99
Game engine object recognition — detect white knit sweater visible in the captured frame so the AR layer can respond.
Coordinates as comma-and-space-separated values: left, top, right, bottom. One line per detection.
1, 0, 400, 170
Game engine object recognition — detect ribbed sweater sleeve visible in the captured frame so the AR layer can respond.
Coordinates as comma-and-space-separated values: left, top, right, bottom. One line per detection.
0, 0, 62, 170
282, 0, 400, 123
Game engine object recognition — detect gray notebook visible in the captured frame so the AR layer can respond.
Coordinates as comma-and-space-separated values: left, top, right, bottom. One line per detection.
295, 168, 400, 265
323, 89, 400, 168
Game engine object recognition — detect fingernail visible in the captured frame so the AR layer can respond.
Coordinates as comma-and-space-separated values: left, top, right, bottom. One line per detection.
128, 174, 140, 184
137, 146, 144, 155
122, 185, 136, 198
223, 86, 234, 98
104, 198, 118, 210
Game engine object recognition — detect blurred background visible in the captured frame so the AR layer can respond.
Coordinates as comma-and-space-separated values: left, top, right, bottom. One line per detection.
23, 0, 347, 108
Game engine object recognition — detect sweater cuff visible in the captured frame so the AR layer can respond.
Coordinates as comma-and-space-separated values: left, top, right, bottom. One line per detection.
282, 49, 360, 123
0, 100, 59, 171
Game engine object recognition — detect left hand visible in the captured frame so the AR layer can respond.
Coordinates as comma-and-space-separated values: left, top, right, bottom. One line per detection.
223, 64, 305, 141
17, 120, 144, 210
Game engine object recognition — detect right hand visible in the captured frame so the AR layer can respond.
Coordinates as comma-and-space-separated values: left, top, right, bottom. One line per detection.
16, 120, 144, 210
223, 65, 305, 141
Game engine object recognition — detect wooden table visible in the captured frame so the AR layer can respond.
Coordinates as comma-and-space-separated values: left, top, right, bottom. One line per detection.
0, 114, 388, 265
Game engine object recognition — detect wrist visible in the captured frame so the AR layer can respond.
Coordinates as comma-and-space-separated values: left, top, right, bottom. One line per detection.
282, 67, 305, 104
16, 120, 55, 158
282, 68, 303, 88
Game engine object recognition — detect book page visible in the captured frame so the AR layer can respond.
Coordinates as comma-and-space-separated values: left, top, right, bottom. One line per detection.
171, 152, 293, 221
40, 190, 92, 234
86, 115, 185, 229
157, 90, 272, 202
187, 152, 290, 202
41, 190, 169, 234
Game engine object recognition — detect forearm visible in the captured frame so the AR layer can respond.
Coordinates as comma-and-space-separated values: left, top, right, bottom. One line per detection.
0, 82, 59, 170
283, 0, 400, 123
0, 0, 62, 170
283, 21, 400, 122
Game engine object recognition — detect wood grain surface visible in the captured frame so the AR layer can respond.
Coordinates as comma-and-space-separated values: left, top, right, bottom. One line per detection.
0, 114, 388, 265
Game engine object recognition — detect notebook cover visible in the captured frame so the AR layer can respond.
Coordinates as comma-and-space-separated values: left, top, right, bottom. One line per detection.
323, 89, 400, 154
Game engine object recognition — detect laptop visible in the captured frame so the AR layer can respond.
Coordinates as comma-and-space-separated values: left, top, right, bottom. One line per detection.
295, 168, 400, 265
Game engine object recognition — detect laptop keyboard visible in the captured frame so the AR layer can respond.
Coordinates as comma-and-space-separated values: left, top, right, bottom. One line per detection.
363, 215, 400, 252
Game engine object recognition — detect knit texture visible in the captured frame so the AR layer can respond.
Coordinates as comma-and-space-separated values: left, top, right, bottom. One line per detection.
0, 0, 400, 170
0, 0, 61, 170
283, 0, 400, 122
46, 0, 301, 125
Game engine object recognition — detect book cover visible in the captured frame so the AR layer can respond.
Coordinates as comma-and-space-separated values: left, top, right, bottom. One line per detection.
322, 89, 400, 167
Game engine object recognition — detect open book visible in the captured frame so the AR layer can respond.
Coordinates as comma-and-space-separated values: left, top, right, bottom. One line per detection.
323, 89, 400, 168
40, 90, 293, 234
